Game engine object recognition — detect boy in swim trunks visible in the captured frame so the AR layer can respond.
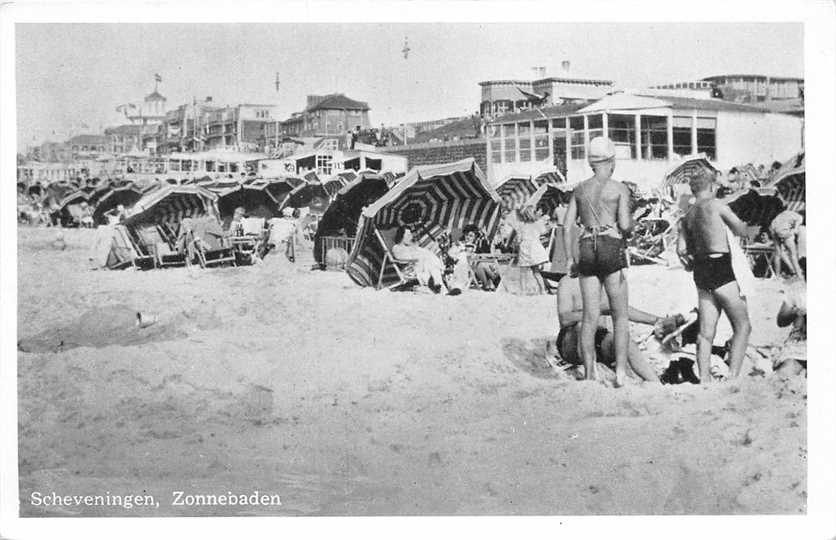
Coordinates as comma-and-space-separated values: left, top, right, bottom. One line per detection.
563, 136, 633, 386
677, 170, 752, 382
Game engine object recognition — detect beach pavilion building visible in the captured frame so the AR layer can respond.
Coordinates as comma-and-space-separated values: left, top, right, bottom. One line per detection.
486, 91, 804, 191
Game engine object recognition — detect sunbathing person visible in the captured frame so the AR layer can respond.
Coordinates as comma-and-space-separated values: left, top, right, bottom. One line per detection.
553, 274, 675, 383
774, 278, 806, 376
677, 170, 752, 382
392, 226, 456, 294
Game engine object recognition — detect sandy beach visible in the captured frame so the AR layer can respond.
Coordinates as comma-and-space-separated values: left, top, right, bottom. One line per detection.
17, 226, 806, 516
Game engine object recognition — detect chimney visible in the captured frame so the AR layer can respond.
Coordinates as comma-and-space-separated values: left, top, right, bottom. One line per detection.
561, 60, 570, 73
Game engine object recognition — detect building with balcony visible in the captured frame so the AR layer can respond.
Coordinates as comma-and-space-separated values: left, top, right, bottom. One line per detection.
280, 94, 371, 138
479, 62, 613, 119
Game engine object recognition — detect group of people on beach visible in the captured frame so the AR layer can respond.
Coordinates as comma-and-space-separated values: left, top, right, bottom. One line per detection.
551, 136, 806, 386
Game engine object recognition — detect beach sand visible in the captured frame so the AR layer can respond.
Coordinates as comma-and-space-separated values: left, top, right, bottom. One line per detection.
17, 227, 806, 516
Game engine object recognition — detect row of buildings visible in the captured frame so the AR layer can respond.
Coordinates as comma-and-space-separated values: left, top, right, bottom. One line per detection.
20, 64, 804, 191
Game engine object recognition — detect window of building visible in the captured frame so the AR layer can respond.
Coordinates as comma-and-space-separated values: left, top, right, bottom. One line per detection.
607, 114, 637, 159
696, 117, 716, 160
640, 116, 668, 160
503, 124, 516, 162
518, 122, 531, 161
672, 116, 693, 157
552, 118, 566, 132
489, 124, 502, 164
587, 114, 604, 142
569, 116, 585, 160
534, 120, 549, 161
316, 154, 333, 175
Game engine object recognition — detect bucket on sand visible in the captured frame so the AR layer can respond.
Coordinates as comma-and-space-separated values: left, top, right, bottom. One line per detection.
136, 312, 158, 328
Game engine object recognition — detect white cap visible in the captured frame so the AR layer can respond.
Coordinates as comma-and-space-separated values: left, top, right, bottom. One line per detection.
588, 136, 616, 163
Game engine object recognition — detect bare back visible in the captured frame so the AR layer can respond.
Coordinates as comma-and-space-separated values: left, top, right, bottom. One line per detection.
682, 198, 730, 255
574, 178, 629, 232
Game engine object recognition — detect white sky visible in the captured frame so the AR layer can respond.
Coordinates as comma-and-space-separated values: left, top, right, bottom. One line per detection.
16, 22, 803, 149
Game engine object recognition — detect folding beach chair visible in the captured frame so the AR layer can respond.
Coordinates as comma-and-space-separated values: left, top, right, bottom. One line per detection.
628, 218, 673, 265
133, 223, 188, 268
106, 225, 139, 270
374, 226, 419, 290
125, 225, 158, 270
182, 216, 237, 269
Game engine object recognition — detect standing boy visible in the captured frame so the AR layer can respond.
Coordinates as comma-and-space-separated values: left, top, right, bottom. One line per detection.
677, 171, 752, 381
563, 136, 633, 387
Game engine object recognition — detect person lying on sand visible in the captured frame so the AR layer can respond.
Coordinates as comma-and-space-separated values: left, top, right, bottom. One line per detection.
677, 170, 751, 382
551, 274, 681, 384
774, 278, 806, 377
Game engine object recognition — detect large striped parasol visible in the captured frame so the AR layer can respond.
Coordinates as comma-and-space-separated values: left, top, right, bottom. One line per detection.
533, 169, 566, 186
660, 154, 718, 191
525, 182, 575, 218
123, 185, 218, 229
495, 174, 537, 209
58, 189, 91, 212
263, 176, 304, 207
346, 158, 500, 287
725, 187, 785, 230
92, 183, 144, 225
767, 152, 805, 213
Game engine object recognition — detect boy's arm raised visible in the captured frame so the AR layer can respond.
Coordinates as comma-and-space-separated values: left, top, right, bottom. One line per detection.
719, 204, 749, 237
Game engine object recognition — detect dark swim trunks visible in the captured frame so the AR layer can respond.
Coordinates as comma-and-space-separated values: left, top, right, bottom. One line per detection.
577, 235, 627, 279
693, 252, 736, 291
555, 323, 612, 366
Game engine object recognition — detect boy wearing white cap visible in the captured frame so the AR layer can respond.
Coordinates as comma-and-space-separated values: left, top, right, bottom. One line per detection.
562, 136, 634, 386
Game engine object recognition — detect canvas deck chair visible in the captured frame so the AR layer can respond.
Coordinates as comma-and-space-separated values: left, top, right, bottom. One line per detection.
182, 216, 237, 269
374, 226, 419, 290
134, 223, 188, 268
125, 225, 158, 270
106, 225, 138, 270
230, 217, 268, 265
628, 218, 673, 265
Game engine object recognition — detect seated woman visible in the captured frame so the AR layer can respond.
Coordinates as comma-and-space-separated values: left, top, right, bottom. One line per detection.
392, 226, 459, 295
461, 224, 501, 291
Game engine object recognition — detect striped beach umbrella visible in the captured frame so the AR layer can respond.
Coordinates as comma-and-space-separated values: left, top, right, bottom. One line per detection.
263, 176, 303, 207
661, 154, 717, 191
322, 177, 348, 199
768, 153, 805, 213
533, 169, 566, 186
346, 158, 500, 288
525, 182, 575, 218
313, 174, 390, 265
58, 189, 91, 212
281, 178, 331, 214
123, 185, 218, 229
725, 187, 785, 230
93, 184, 144, 226
215, 181, 282, 220
495, 174, 537, 210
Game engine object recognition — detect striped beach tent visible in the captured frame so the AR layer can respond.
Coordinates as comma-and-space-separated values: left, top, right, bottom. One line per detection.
337, 170, 359, 184
92, 183, 144, 226
322, 176, 348, 199
263, 176, 304, 207
533, 169, 566, 186
768, 152, 805, 213
495, 174, 538, 209
725, 187, 785, 230
660, 154, 717, 191
525, 182, 575, 218
216, 180, 282, 220
123, 185, 218, 229
281, 177, 331, 214
346, 158, 500, 288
